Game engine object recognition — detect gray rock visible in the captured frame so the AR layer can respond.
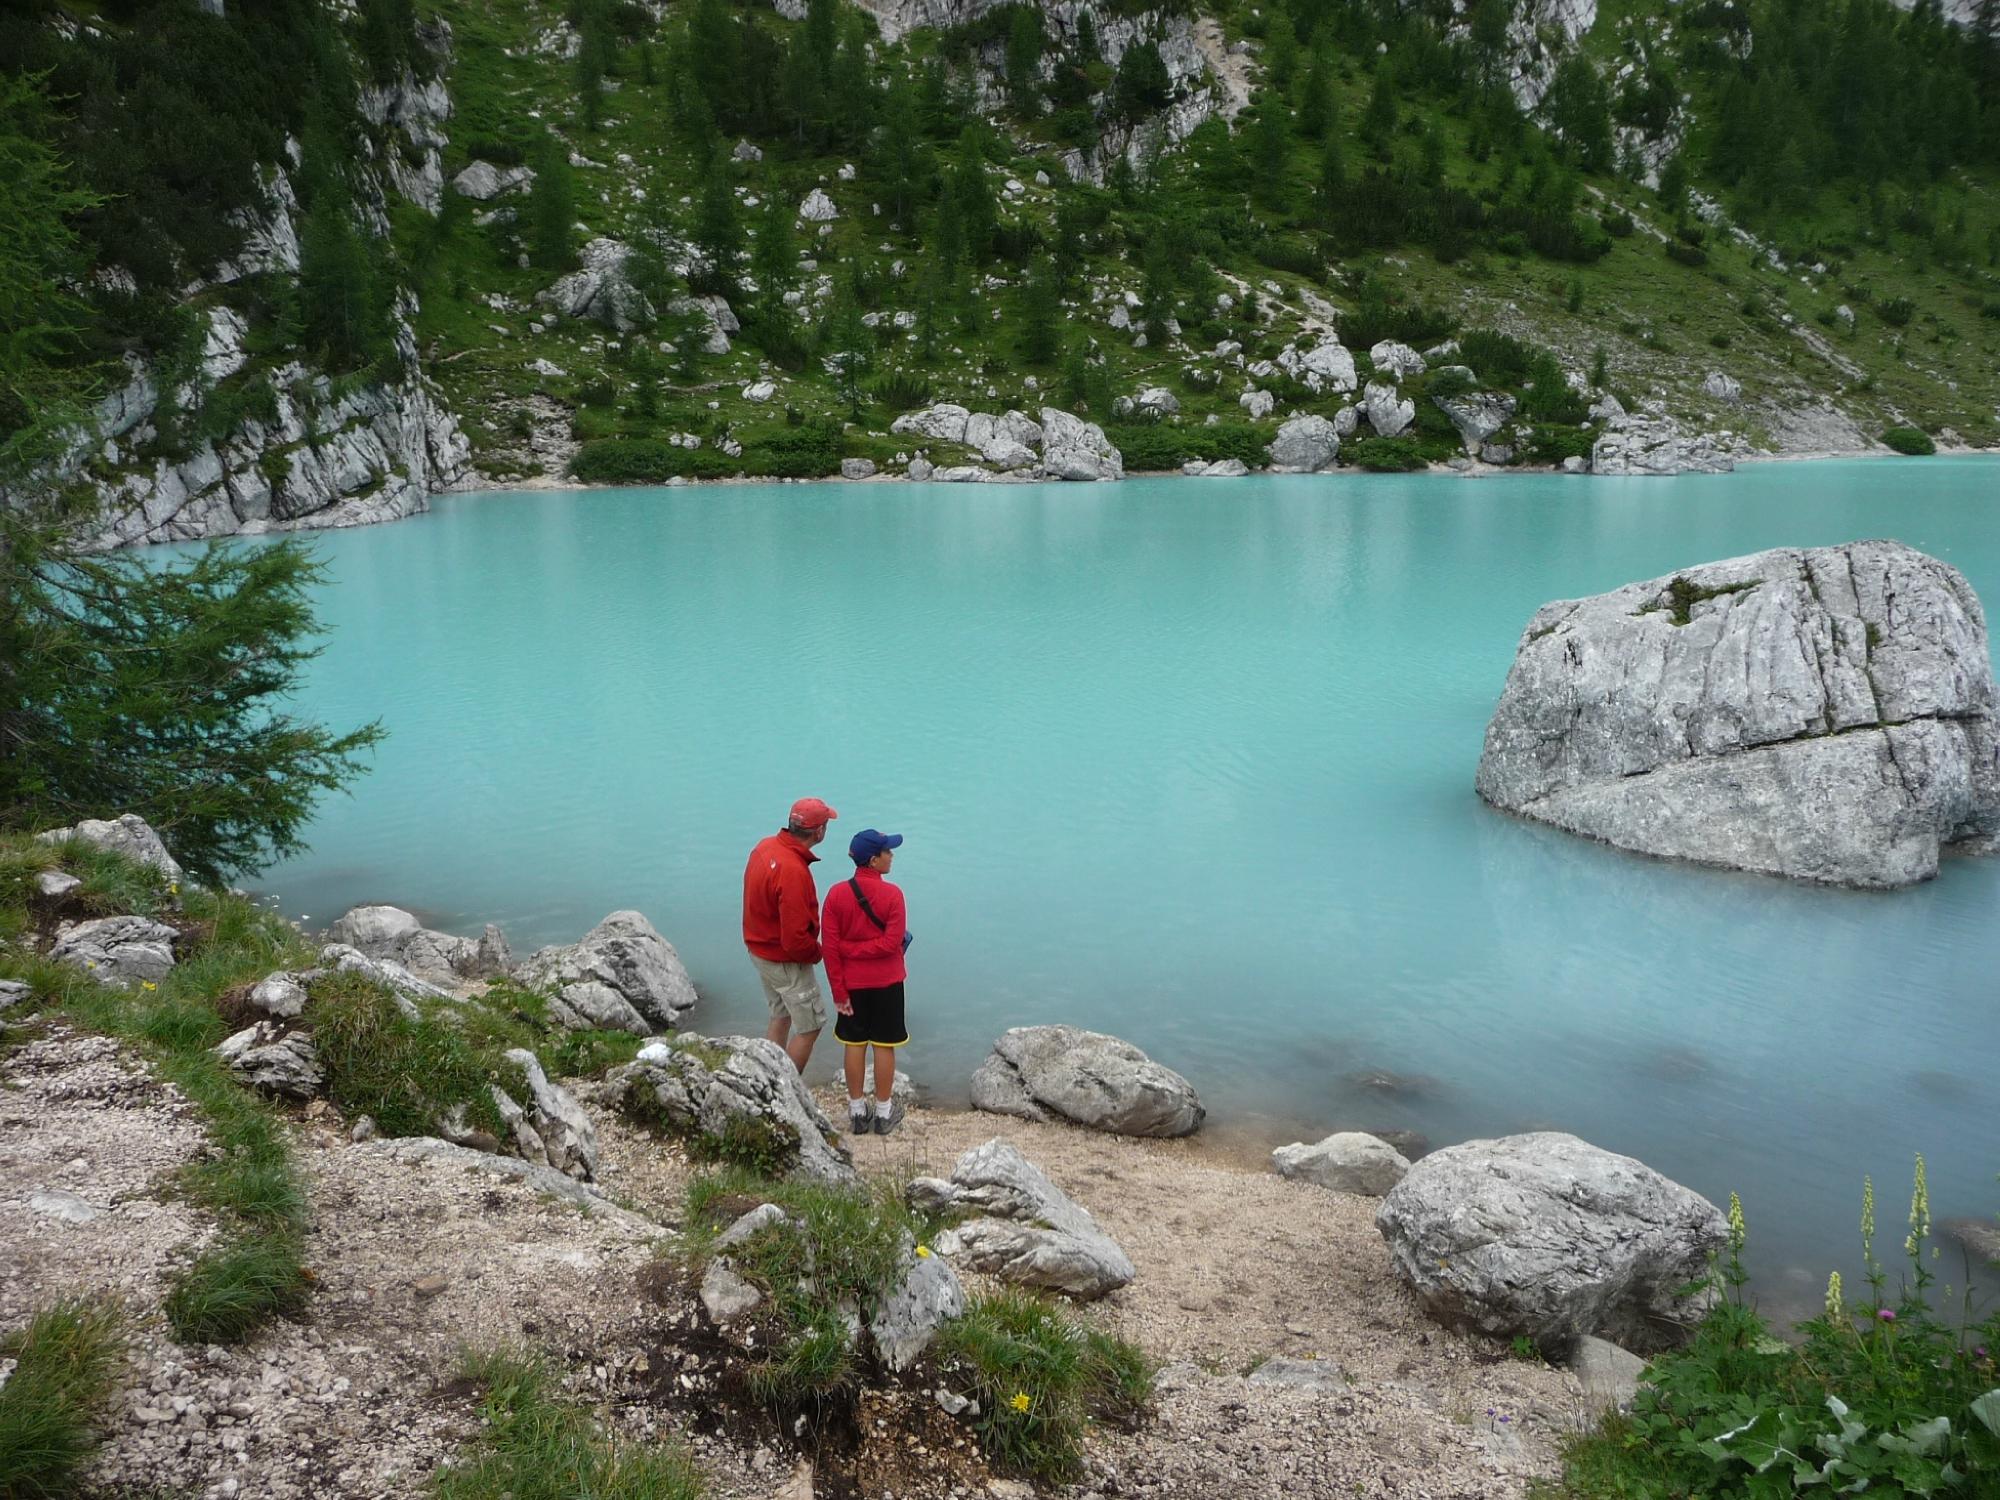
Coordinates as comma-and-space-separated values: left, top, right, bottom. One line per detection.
871, 1243, 967, 1372
1239, 388, 1275, 420
248, 973, 309, 1020
51, 916, 177, 987
474, 924, 512, 977
613, 1035, 856, 1185
451, 160, 535, 201
906, 456, 934, 481
1272, 1132, 1411, 1196
327, 902, 489, 981
700, 1260, 763, 1323
35, 870, 81, 899
328, 904, 420, 953
1247, 1356, 1347, 1390
716, 1202, 792, 1250
1333, 405, 1360, 439
539, 237, 653, 333
1435, 392, 1517, 453
318, 944, 455, 1007
215, 1022, 324, 1100
970, 1025, 1203, 1137
362, 1137, 651, 1229
1570, 1335, 1647, 1413
922, 1139, 1135, 1299
840, 457, 877, 480
1037, 408, 1124, 482
1375, 1132, 1727, 1354
519, 911, 697, 1034
1590, 414, 1735, 476
37, 814, 184, 883
891, 404, 972, 445
798, 188, 838, 222
504, 1048, 598, 1180
1134, 386, 1180, 418
1269, 414, 1341, 474
1184, 458, 1250, 478
1369, 341, 1427, 380
1702, 371, 1743, 404
29, 1190, 105, 1226
1476, 541, 2000, 887
1361, 381, 1416, 439
1290, 339, 1358, 392
732, 139, 763, 163
0, 980, 29, 1012
741, 379, 777, 404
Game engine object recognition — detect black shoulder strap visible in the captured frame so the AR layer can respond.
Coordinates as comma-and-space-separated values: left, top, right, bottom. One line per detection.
848, 875, 887, 931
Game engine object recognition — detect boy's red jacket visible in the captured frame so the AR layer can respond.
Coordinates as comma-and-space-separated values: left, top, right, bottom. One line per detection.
820, 867, 907, 1000
742, 830, 823, 963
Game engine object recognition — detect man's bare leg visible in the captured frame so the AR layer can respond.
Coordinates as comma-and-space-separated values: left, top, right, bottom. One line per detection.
765, 1014, 791, 1051
785, 1028, 819, 1072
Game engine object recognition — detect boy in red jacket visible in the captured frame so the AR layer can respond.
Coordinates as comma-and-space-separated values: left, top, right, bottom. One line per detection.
821, 828, 909, 1134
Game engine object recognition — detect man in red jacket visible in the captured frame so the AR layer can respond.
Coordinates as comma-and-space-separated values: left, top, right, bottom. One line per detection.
743, 797, 838, 1072
822, 828, 910, 1135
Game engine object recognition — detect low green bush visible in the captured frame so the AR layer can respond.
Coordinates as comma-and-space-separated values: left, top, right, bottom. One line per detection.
1879, 296, 1917, 328
1104, 423, 1270, 472
1883, 426, 1936, 456
0, 1298, 125, 1496
1666, 240, 1709, 268
935, 1290, 1153, 1485
1344, 437, 1428, 472
1547, 1163, 2000, 1499
1522, 425, 1598, 466
437, 1349, 703, 1500
571, 440, 737, 483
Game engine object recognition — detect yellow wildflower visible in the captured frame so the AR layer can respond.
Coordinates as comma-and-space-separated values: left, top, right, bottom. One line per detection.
168, 883, 179, 896
1010, 1392, 1031, 1413
1727, 1192, 1746, 1255
1825, 1272, 1844, 1321
915, 1245, 931, 1259
140, 981, 157, 992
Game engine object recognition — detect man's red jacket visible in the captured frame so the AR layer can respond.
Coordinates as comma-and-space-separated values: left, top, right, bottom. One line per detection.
742, 830, 823, 964
821, 866, 907, 1002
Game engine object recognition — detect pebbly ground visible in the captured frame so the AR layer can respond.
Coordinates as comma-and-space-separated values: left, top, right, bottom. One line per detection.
3, 1025, 1583, 1499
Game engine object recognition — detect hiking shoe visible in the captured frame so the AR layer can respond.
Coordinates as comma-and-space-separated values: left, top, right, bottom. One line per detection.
873, 1102, 903, 1136
847, 1102, 874, 1135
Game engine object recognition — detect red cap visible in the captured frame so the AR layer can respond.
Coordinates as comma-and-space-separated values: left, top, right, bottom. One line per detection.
789, 797, 839, 829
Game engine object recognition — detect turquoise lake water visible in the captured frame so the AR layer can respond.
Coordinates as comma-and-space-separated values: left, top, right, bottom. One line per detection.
233, 458, 1999, 1304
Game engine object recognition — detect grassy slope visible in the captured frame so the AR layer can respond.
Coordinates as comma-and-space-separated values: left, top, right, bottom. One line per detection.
408, 0, 2000, 479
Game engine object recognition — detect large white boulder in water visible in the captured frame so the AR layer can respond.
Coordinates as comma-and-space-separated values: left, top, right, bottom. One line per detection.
1476, 540, 2000, 887
1375, 1132, 1726, 1354
969, 1024, 1203, 1136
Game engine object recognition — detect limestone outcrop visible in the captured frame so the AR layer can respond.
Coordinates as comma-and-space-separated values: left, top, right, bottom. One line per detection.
1268, 414, 1341, 474
1476, 541, 2000, 887
37, 814, 184, 884
519, 911, 698, 1034
969, 1025, 1203, 1137
1590, 413, 1735, 476
51, 917, 178, 988
1376, 1131, 1723, 1354
910, 1138, 1135, 1298
327, 904, 510, 983
612, 1036, 857, 1185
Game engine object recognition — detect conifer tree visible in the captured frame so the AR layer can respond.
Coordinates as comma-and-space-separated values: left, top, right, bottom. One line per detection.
1543, 53, 1612, 174
1361, 67, 1397, 158
1006, 5, 1045, 116
1016, 252, 1061, 364
692, 149, 743, 293
528, 135, 578, 271
751, 180, 798, 313
1251, 104, 1291, 208
1299, 40, 1335, 140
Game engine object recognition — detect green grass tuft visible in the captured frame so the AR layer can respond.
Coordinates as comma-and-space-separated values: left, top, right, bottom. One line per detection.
935, 1290, 1154, 1485
162, 1231, 310, 1346
434, 1348, 703, 1500
0, 1298, 126, 1498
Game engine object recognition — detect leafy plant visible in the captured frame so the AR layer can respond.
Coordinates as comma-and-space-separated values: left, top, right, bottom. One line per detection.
1883, 425, 1936, 456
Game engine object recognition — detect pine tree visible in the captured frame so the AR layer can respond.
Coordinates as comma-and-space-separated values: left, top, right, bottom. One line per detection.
1060, 337, 1091, 408
1316, 126, 1350, 232
1251, 104, 1291, 208
692, 150, 743, 293
1361, 67, 1397, 158
1299, 41, 1335, 140
296, 185, 381, 371
751, 180, 798, 311
1016, 252, 1061, 365
949, 130, 996, 265
873, 78, 927, 224
528, 135, 578, 272
1543, 53, 1613, 174
1006, 7, 1045, 116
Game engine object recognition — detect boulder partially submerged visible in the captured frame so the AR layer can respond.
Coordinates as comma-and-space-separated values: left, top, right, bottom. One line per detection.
969, 1025, 1203, 1137
1375, 1132, 1726, 1354
1476, 540, 2000, 887
910, 1138, 1134, 1298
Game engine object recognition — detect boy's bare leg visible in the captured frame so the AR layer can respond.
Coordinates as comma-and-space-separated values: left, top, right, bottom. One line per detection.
873, 1046, 895, 1105
843, 1043, 867, 1101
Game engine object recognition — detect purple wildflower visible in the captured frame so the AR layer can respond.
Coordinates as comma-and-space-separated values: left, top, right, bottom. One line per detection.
1877, 1308, 1897, 1323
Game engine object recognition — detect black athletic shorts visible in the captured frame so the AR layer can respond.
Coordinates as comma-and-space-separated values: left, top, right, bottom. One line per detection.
834, 982, 908, 1047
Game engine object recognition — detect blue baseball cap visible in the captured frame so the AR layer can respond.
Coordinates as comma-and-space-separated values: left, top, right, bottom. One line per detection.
849, 829, 904, 864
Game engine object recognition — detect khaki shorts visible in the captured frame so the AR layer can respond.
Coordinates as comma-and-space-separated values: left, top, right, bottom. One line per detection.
750, 955, 826, 1034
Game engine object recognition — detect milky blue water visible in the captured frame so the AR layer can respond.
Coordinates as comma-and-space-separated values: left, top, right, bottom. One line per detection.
228, 459, 1999, 1306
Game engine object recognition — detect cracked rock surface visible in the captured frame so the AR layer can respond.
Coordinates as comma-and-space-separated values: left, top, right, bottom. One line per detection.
1476, 539, 2000, 886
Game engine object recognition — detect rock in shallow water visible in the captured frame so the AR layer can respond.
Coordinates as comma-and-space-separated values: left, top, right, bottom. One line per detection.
1476, 540, 2000, 887
1375, 1131, 1726, 1355
1272, 1132, 1411, 1196
969, 1025, 1202, 1137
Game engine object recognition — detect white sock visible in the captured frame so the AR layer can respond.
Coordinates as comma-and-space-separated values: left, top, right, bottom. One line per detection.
850, 1098, 870, 1116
